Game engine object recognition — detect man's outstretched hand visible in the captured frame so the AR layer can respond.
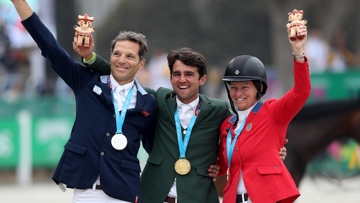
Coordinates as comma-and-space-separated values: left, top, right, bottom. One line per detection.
73, 32, 94, 60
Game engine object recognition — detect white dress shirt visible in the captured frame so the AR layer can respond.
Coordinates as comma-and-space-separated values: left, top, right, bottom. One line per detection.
110, 75, 137, 110
235, 102, 257, 195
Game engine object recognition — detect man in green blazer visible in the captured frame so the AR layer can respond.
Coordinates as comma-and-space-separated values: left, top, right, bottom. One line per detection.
140, 48, 231, 203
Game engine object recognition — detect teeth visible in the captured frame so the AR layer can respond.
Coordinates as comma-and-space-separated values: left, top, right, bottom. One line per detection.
179, 86, 188, 89
237, 98, 245, 101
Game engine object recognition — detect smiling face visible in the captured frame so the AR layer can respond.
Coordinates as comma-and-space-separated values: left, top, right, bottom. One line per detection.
171, 60, 207, 104
110, 40, 145, 85
229, 81, 259, 111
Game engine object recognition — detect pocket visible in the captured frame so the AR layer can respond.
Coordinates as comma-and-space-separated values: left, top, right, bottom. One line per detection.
147, 154, 163, 165
64, 141, 87, 155
257, 165, 282, 175
120, 160, 141, 172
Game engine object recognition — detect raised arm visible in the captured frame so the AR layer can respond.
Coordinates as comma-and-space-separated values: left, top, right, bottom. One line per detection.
11, 0, 33, 20
269, 24, 311, 125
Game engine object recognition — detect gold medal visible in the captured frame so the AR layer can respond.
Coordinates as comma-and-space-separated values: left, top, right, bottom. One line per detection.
174, 158, 191, 175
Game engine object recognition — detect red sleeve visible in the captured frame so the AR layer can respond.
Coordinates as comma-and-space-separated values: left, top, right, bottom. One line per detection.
267, 58, 311, 125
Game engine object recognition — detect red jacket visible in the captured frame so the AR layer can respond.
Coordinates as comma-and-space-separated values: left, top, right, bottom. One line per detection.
218, 59, 311, 203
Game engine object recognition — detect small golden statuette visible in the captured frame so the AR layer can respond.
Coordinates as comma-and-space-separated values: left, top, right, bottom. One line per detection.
73, 13, 95, 47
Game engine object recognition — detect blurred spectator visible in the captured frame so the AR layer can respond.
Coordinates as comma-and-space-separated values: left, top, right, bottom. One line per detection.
2, 74, 25, 103
202, 67, 222, 99
327, 28, 356, 72
0, 18, 11, 71
0, 0, 55, 98
134, 68, 151, 87
146, 47, 171, 89
304, 27, 329, 73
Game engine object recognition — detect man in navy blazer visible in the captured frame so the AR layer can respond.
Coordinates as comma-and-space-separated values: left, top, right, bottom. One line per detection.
11, 1, 157, 202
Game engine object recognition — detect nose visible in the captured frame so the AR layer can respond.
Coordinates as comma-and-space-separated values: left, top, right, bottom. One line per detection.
179, 74, 187, 82
117, 55, 126, 64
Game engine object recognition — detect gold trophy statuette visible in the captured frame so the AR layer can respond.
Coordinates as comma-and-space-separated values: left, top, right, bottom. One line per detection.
73, 13, 95, 47
286, 9, 307, 41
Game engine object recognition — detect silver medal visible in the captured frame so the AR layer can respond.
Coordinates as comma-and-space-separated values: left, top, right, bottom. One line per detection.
111, 133, 128, 150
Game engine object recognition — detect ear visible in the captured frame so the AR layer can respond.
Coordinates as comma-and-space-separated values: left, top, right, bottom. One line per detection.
199, 75, 207, 86
138, 59, 146, 70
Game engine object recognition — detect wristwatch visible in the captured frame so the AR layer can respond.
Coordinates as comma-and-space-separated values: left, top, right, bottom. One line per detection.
292, 52, 305, 59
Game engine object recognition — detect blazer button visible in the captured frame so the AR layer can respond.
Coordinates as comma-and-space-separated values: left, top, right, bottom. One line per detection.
113, 114, 116, 117
235, 148, 238, 151
101, 152, 105, 156
106, 133, 110, 136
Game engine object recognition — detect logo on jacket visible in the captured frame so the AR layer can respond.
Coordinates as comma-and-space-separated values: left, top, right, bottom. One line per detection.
93, 85, 102, 95
246, 123, 252, 131
141, 110, 151, 117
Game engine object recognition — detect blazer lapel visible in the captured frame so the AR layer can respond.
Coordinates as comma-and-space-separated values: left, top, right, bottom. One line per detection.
194, 95, 212, 125
165, 93, 177, 124
94, 81, 114, 111
133, 92, 146, 112
132, 79, 149, 112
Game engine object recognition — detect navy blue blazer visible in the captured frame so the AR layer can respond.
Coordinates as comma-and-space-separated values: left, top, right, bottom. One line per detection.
22, 13, 157, 202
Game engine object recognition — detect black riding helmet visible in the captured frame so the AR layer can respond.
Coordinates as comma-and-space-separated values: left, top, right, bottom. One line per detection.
223, 55, 268, 118
223, 55, 268, 99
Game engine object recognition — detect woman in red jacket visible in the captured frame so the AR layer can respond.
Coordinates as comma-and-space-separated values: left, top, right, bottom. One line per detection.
218, 25, 310, 203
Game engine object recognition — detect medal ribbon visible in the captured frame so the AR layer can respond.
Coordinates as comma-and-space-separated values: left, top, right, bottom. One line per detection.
226, 117, 247, 168
174, 103, 201, 158
112, 87, 134, 134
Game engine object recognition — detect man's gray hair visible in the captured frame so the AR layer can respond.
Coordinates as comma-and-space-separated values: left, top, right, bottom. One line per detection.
111, 31, 148, 60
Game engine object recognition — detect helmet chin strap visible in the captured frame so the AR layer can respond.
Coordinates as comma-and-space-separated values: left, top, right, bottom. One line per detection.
224, 82, 239, 124
256, 92, 262, 100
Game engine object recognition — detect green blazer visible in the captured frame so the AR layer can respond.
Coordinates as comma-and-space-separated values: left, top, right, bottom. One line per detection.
86, 55, 231, 203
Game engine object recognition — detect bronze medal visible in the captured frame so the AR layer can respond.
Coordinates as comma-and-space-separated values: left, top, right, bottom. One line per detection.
174, 158, 191, 175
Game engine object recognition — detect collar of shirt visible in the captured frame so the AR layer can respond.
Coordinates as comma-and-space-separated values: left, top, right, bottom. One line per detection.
236, 102, 258, 122
110, 74, 135, 95
176, 96, 199, 113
